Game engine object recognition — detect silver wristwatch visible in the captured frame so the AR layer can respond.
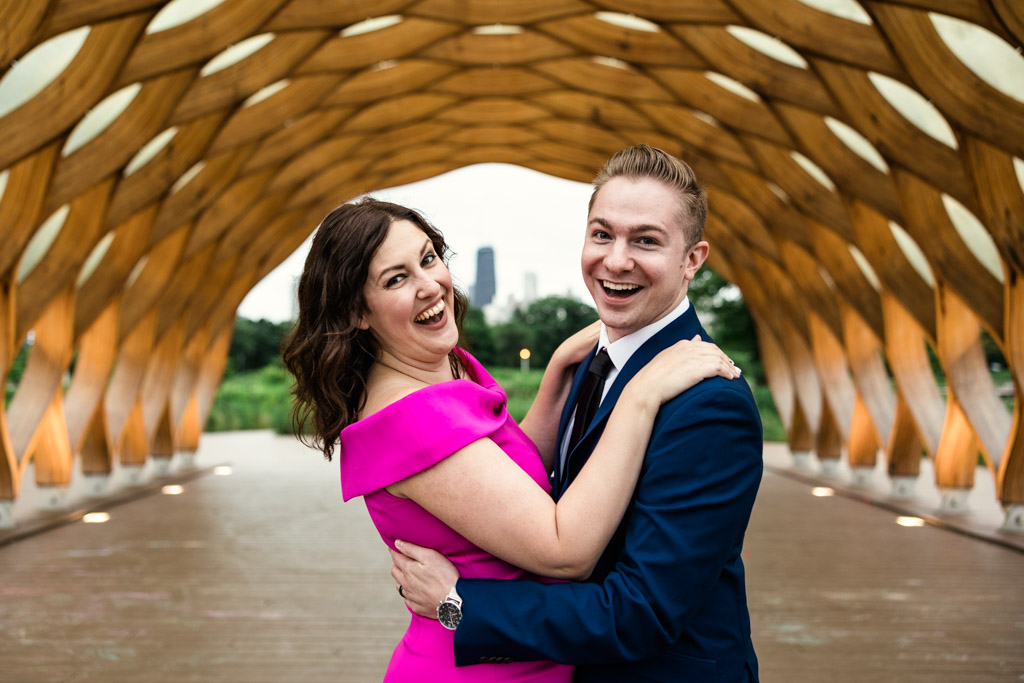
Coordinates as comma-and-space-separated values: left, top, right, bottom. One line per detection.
437, 584, 463, 630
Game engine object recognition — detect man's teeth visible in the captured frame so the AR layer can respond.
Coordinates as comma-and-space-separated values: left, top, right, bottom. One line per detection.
603, 281, 640, 291
415, 301, 445, 322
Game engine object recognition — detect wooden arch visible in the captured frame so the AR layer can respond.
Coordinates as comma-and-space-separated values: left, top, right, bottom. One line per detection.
1, 0, 1022, 530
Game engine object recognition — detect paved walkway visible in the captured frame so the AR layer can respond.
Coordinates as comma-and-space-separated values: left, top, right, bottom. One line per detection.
1, 432, 1022, 682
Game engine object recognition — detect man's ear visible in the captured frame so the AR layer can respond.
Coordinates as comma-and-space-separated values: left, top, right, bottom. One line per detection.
683, 241, 710, 281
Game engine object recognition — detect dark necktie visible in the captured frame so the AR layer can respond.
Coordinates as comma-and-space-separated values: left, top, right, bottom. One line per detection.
566, 348, 614, 459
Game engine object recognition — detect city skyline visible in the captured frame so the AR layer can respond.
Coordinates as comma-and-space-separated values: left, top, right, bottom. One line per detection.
238, 163, 595, 323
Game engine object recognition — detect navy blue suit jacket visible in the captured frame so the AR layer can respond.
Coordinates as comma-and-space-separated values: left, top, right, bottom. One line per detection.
454, 306, 763, 682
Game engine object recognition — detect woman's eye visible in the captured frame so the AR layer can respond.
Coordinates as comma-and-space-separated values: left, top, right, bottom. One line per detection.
385, 274, 405, 288
422, 252, 437, 266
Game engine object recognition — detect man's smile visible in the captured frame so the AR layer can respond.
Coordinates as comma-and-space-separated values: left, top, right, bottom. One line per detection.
601, 280, 643, 299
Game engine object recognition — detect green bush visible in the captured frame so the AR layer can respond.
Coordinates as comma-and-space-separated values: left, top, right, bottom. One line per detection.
206, 355, 785, 443
206, 363, 295, 434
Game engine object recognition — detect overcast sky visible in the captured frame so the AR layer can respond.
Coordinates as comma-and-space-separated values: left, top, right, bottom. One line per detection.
237, 163, 596, 323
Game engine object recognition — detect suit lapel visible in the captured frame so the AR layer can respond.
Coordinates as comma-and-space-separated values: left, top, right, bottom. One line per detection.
559, 307, 707, 495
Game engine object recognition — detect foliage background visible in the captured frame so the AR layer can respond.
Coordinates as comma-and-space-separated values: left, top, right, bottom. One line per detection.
204, 275, 787, 442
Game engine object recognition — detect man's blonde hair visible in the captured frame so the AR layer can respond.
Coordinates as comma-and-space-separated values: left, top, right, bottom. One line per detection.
590, 145, 708, 246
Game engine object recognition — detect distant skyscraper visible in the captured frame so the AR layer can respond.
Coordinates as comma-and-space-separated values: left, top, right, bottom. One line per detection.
524, 271, 538, 305
473, 246, 495, 307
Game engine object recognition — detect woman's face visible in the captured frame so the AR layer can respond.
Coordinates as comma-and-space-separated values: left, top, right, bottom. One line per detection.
358, 219, 458, 366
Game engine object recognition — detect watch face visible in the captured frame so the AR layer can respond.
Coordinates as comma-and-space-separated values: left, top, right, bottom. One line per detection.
438, 601, 462, 630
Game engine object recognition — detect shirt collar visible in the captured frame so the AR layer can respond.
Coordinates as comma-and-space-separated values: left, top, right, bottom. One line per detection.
598, 297, 691, 372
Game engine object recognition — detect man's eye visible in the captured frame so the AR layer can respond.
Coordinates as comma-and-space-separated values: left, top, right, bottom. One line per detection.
639, 237, 658, 246
594, 231, 611, 240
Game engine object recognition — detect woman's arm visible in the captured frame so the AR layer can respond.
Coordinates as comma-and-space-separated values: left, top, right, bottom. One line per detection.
518, 322, 601, 471
387, 337, 739, 580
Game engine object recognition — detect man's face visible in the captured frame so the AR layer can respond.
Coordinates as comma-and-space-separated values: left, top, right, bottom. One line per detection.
581, 176, 708, 342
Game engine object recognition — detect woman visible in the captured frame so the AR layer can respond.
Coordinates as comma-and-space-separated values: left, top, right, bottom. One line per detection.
281, 198, 739, 681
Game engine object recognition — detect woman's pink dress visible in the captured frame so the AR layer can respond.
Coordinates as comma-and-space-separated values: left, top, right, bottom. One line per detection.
337, 348, 572, 682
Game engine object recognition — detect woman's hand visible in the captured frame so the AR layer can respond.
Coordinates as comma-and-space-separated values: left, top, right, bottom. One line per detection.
627, 335, 740, 407
548, 320, 602, 372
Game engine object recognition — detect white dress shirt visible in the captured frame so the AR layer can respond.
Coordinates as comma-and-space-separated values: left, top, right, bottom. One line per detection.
558, 297, 692, 475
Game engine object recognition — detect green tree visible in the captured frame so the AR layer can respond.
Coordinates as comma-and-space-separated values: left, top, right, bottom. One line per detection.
227, 317, 295, 375
687, 268, 762, 381
4, 343, 29, 404
460, 306, 497, 366
514, 296, 599, 367
491, 319, 534, 368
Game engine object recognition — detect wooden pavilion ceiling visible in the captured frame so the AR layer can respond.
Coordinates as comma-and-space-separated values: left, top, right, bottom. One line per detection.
1, 0, 1023, 527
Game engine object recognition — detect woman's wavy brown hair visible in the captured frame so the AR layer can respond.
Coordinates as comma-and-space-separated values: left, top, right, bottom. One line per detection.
281, 198, 468, 460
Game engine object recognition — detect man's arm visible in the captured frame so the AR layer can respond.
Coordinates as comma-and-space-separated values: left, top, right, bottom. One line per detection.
396, 380, 762, 665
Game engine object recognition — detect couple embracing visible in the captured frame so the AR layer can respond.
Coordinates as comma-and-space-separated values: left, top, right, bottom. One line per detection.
283, 145, 763, 682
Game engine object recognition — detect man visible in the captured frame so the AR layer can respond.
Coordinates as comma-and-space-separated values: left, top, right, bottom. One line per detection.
393, 145, 763, 681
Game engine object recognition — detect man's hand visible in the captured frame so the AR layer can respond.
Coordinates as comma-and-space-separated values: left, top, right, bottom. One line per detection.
390, 539, 460, 618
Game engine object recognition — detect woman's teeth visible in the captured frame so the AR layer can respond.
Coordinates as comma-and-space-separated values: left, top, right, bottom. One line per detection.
415, 301, 445, 323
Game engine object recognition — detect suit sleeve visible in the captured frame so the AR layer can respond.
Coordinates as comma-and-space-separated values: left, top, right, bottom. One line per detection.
452, 379, 763, 665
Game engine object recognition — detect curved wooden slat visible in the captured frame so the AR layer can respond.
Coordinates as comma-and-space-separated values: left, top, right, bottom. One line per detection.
28, 394, 73, 488
812, 223, 884, 337
882, 294, 944, 455
264, 0, 409, 32
816, 398, 843, 464
0, 274, 18, 500
651, 68, 794, 146
933, 396, 981, 494
935, 285, 1011, 469
808, 313, 855, 440
873, 5, 1024, 159
114, 0, 290, 88
996, 271, 1024, 504
74, 207, 155, 338
0, 15, 149, 172
295, 18, 461, 74
846, 198, 936, 338
842, 306, 894, 446
140, 321, 184, 444
0, 0, 50, 69
46, 70, 195, 214
893, 168, 1003, 340
104, 111, 229, 232
540, 14, 704, 67
6, 288, 75, 467
783, 243, 842, 339
732, 0, 905, 77
887, 393, 925, 479
16, 179, 113, 343
672, 25, 840, 117
424, 28, 577, 65
170, 31, 330, 125
814, 61, 973, 209
106, 310, 156, 443
746, 138, 854, 242
0, 143, 60, 279
961, 137, 1024, 277
539, 58, 675, 102
848, 393, 881, 471
64, 298, 120, 453
776, 104, 902, 224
